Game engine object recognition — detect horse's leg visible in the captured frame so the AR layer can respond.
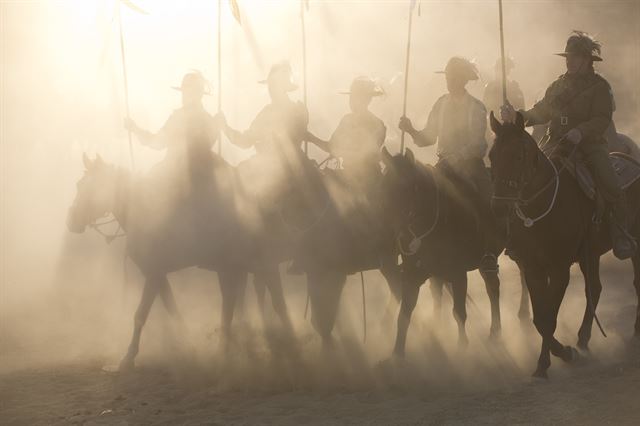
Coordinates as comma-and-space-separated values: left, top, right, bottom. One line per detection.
632, 253, 640, 338
158, 277, 182, 321
380, 255, 402, 326
451, 272, 469, 348
430, 277, 445, 321
261, 265, 294, 335
308, 271, 346, 345
526, 268, 552, 378
516, 260, 531, 321
218, 269, 245, 345
547, 267, 577, 363
577, 252, 603, 351
393, 274, 423, 357
253, 273, 268, 325
119, 275, 161, 371
480, 269, 501, 339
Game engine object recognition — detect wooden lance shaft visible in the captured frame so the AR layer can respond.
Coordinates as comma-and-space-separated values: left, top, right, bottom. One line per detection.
498, 0, 508, 105
118, 5, 135, 170
400, 3, 415, 154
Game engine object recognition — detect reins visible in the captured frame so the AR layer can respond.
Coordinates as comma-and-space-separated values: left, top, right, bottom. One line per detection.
397, 167, 440, 256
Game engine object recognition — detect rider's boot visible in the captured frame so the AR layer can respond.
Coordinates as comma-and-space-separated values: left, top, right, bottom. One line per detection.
609, 196, 637, 260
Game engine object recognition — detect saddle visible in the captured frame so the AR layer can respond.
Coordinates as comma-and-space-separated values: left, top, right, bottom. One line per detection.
557, 151, 640, 201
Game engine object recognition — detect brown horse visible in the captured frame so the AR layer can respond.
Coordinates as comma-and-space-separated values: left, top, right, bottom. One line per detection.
379, 148, 504, 356
489, 112, 640, 378
67, 154, 294, 371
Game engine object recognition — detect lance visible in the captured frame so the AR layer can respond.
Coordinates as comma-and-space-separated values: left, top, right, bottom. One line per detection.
498, 0, 508, 105
117, 4, 135, 169
300, 0, 309, 156
217, 0, 223, 156
400, 1, 418, 154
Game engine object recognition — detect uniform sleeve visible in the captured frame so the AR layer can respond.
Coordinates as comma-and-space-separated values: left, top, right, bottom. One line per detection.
575, 81, 613, 141
416, 98, 440, 147
377, 121, 387, 147
521, 82, 555, 127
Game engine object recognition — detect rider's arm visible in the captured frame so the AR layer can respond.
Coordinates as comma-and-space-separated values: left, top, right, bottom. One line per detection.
575, 81, 613, 141
306, 131, 330, 153
520, 83, 555, 127
411, 99, 440, 147
126, 114, 175, 150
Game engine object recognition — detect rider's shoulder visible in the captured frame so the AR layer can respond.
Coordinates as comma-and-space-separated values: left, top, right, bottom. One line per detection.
592, 72, 611, 88
467, 93, 487, 112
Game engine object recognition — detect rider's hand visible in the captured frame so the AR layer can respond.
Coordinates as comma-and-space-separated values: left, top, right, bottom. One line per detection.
399, 116, 415, 134
123, 117, 139, 133
566, 128, 582, 145
500, 103, 516, 124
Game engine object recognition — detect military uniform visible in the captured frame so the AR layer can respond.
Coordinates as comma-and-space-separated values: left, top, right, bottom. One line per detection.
519, 70, 619, 202
483, 79, 525, 118
420, 91, 491, 200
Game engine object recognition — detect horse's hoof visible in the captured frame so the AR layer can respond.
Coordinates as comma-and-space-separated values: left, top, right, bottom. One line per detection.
458, 335, 469, 349
577, 339, 590, 352
531, 368, 548, 379
118, 356, 135, 373
561, 346, 580, 363
489, 328, 502, 342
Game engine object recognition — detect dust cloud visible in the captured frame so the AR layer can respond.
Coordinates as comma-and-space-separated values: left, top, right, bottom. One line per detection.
1, 0, 640, 407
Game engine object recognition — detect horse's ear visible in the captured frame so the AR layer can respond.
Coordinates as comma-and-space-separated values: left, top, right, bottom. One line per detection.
489, 111, 502, 134
82, 153, 92, 170
381, 146, 393, 168
404, 148, 415, 164
515, 111, 525, 130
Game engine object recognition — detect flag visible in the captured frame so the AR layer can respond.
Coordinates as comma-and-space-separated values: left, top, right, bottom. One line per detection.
120, 0, 149, 15
229, 0, 241, 24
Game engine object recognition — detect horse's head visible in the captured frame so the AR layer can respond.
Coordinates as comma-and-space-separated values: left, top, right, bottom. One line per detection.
488, 111, 539, 217
67, 154, 118, 233
380, 147, 425, 229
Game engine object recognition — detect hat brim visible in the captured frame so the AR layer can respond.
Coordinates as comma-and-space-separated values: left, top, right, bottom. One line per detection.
555, 52, 603, 61
171, 86, 212, 95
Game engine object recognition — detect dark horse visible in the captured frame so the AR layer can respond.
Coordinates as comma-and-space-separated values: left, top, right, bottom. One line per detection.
67, 154, 295, 371
280, 165, 402, 343
489, 112, 640, 378
379, 148, 504, 356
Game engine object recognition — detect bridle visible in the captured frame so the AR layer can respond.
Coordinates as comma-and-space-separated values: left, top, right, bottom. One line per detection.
396, 167, 440, 256
491, 134, 577, 228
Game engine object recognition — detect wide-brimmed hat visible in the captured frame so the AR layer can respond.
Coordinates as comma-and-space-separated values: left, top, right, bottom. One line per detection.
171, 71, 211, 95
258, 62, 298, 91
555, 31, 603, 62
339, 76, 384, 97
436, 57, 479, 81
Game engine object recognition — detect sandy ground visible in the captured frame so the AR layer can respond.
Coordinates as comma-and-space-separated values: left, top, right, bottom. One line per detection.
2, 257, 640, 425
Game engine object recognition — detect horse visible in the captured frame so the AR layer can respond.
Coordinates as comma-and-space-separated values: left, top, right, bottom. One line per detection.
379, 148, 504, 356
279, 164, 403, 344
488, 112, 640, 378
67, 154, 294, 371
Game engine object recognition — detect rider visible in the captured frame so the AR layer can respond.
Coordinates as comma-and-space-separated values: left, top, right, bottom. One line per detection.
501, 31, 636, 259
306, 76, 386, 195
398, 56, 500, 273
222, 62, 311, 172
483, 56, 525, 119
124, 71, 223, 190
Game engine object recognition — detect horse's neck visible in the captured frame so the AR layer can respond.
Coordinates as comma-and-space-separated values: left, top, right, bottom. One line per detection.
111, 169, 133, 231
522, 148, 557, 206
